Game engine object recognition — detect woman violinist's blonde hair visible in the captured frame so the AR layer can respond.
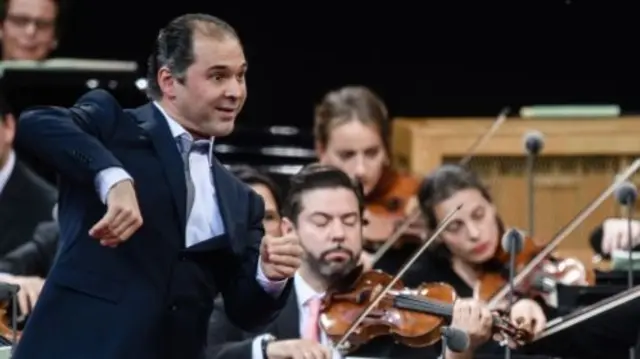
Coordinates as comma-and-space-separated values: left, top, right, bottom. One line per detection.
313, 86, 391, 152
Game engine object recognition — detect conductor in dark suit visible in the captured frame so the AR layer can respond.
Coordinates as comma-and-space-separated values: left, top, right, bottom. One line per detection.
12, 14, 302, 359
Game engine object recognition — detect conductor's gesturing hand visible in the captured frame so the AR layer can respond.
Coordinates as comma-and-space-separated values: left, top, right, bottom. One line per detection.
89, 180, 143, 247
260, 232, 304, 281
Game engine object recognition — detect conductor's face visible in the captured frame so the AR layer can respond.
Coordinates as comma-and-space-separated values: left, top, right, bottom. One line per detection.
168, 31, 247, 137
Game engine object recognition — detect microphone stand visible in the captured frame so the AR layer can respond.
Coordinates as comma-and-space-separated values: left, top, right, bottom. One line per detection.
441, 331, 449, 359
627, 201, 636, 359
526, 150, 536, 238
504, 240, 517, 359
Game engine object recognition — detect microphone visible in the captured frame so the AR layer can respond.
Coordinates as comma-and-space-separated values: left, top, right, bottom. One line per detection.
501, 228, 525, 307
616, 181, 638, 207
615, 182, 638, 287
440, 326, 470, 358
523, 130, 545, 156
523, 130, 545, 238
501, 228, 525, 359
531, 272, 557, 294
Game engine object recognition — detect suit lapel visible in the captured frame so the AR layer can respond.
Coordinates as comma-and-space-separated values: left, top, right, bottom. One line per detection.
210, 158, 241, 253
274, 290, 301, 339
135, 104, 188, 235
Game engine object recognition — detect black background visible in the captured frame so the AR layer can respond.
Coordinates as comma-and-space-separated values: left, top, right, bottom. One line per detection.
40, 1, 640, 127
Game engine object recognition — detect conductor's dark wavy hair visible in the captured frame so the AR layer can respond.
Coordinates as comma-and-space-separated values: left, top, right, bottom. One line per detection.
145, 14, 239, 100
282, 163, 365, 223
418, 164, 505, 263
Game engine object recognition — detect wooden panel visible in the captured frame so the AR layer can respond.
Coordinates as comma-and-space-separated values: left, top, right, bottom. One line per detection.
391, 117, 640, 254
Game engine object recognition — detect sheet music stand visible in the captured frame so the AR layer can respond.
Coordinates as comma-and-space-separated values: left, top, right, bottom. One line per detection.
526, 286, 640, 359
595, 269, 640, 286
0, 58, 146, 113
556, 283, 629, 313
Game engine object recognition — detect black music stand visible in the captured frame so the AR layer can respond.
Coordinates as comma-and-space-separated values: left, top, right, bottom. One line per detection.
0, 58, 147, 113
525, 287, 640, 359
595, 269, 640, 286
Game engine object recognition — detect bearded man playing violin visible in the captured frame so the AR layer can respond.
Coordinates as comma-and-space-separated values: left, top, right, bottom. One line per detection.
207, 163, 496, 359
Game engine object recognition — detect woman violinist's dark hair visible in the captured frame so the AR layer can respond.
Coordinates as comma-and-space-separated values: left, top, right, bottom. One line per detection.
231, 165, 283, 214
418, 164, 505, 264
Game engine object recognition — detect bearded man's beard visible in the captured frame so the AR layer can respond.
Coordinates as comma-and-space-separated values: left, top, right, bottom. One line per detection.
307, 245, 360, 282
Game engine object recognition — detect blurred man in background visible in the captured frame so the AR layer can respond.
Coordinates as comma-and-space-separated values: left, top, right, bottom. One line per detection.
0, 0, 60, 61
0, 88, 57, 256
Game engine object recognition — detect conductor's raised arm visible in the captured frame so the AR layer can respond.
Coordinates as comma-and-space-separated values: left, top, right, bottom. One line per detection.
16, 90, 125, 185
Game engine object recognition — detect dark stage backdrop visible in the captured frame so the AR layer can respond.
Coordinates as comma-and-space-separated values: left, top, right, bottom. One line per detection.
50, 1, 638, 128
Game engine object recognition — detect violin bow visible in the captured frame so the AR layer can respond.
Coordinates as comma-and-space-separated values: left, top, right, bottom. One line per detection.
487, 158, 640, 308
536, 283, 640, 340
334, 204, 464, 353
370, 107, 510, 265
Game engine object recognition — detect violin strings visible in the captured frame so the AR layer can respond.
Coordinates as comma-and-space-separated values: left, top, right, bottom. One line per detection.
394, 294, 454, 318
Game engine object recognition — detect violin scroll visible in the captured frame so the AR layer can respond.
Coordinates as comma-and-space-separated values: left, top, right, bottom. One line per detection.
490, 309, 534, 346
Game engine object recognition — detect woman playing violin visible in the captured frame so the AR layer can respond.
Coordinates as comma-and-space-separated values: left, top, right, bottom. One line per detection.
313, 85, 425, 274
403, 164, 549, 355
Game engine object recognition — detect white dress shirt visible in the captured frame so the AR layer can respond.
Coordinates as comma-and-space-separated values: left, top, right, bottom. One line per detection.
251, 272, 342, 359
93, 102, 285, 295
0, 150, 16, 196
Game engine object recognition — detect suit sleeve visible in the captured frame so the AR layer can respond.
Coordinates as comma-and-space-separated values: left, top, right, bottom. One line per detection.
217, 189, 293, 332
205, 297, 255, 359
15, 89, 124, 184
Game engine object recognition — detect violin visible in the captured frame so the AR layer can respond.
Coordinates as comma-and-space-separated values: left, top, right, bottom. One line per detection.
368, 108, 510, 266
484, 158, 640, 309
477, 229, 596, 304
362, 168, 422, 250
0, 299, 21, 343
320, 269, 533, 354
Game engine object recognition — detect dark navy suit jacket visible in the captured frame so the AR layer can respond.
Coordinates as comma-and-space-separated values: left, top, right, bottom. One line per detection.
12, 90, 292, 359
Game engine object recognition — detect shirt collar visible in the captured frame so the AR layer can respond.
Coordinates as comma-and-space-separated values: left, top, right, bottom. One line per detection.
294, 272, 325, 307
153, 102, 215, 161
0, 150, 16, 195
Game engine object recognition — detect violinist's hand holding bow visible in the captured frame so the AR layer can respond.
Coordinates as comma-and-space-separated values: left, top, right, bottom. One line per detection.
260, 232, 303, 281
450, 299, 493, 357
265, 339, 331, 359
358, 252, 374, 271
601, 218, 640, 255
504, 298, 546, 348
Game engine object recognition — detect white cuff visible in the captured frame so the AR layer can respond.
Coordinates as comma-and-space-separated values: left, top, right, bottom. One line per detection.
94, 167, 133, 204
255, 256, 287, 297
251, 334, 269, 359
